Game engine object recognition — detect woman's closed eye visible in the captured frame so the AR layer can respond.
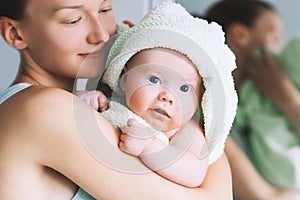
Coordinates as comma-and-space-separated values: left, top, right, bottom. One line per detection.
99, 8, 112, 14
149, 76, 161, 85
64, 17, 82, 25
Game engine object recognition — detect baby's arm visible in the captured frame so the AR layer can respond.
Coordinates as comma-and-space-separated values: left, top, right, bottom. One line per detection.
75, 90, 108, 112
119, 119, 208, 187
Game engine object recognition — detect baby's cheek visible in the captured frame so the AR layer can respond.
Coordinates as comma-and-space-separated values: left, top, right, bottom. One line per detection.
180, 96, 198, 122
127, 89, 147, 116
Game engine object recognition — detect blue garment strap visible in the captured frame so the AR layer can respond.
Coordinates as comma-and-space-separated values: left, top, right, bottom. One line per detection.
0, 83, 31, 104
71, 188, 96, 200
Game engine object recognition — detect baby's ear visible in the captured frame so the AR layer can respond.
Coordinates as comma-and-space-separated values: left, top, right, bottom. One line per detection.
0, 17, 27, 49
119, 67, 128, 91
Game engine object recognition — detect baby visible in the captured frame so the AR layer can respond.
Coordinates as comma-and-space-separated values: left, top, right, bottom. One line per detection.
79, 2, 237, 188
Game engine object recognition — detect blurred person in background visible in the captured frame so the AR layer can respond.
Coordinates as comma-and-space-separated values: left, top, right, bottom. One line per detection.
204, 0, 300, 199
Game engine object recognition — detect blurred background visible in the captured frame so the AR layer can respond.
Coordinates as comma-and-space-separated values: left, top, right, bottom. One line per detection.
1, 0, 299, 90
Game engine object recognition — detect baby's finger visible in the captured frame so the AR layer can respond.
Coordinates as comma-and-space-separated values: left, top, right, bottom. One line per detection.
90, 97, 99, 110
97, 93, 108, 107
119, 141, 129, 153
119, 133, 128, 142
98, 97, 108, 112
120, 126, 129, 135
99, 104, 108, 112
119, 140, 141, 157
121, 125, 142, 138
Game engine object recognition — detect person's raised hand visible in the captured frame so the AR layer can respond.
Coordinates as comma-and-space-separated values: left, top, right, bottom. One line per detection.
245, 48, 288, 101
271, 188, 300, 200
243, 47, 300, 136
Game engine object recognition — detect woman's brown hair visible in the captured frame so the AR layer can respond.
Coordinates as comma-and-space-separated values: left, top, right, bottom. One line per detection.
0, 0, 30, 20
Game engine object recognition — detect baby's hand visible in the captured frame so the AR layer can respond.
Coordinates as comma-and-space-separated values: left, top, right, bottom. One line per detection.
119, 119, 154, 156
75, 90, 108, 112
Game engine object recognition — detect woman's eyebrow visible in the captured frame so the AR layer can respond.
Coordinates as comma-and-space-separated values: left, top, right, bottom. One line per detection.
52, 5, 83, 13
51, 0, 107, 13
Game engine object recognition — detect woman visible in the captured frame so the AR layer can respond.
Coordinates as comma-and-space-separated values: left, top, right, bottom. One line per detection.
0, 0, 232, 199
205, 0, 300, 199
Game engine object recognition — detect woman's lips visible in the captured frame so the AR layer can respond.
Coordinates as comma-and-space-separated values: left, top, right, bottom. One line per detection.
79, 49, 102, 58
79, 44, 105, 58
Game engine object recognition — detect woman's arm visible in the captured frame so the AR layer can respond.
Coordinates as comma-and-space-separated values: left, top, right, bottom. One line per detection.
225, 136, 300, 200
28, 88, 232, 199
76, 90, 208, 187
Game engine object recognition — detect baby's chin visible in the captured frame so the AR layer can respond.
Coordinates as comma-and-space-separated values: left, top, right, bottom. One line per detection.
148, 119, 180, 133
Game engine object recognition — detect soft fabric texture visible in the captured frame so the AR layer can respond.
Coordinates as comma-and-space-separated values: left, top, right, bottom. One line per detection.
101, 101, 169, 144
101, 2, 238, 164
235, 37, 300, 190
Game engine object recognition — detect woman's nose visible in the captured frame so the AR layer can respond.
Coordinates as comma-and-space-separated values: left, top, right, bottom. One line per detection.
87, 17, 110, 44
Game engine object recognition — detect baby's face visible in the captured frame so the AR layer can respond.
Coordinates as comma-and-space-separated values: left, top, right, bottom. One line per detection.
120, 48, 201, 131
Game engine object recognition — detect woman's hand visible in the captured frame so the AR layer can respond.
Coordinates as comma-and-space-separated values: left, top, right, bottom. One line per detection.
244, 47, 300, 137
123, 20, 135, 27
271, 189, 300, 200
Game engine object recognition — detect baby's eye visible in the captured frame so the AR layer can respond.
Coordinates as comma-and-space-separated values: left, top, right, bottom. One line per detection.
180, 84, 190, 92
149, 76, 161, 84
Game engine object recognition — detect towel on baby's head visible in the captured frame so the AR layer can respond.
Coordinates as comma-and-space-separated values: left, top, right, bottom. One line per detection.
101, 2, 238, 164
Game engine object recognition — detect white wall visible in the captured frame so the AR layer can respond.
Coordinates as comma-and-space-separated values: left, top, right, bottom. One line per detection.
176, 0, 300, 45
1, 0, 299, 90
113, 0, 174, 24
0, 39, 19, 90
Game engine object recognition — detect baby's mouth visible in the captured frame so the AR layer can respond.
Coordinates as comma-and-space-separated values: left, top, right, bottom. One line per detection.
153, 108, 170, 118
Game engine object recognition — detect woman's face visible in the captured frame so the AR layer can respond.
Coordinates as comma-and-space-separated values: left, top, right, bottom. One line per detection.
248, 9, 283, 53
18, 0, 116, 80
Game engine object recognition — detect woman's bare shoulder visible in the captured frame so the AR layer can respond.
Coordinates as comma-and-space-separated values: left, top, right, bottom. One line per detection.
0, 85, 119, 166
1, 86, 73, 112
3, 85, 117, 139
22, 86, 75, 108
0, 86, 102, 149
0, 86, 77, 146
1, 86, 74, 134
